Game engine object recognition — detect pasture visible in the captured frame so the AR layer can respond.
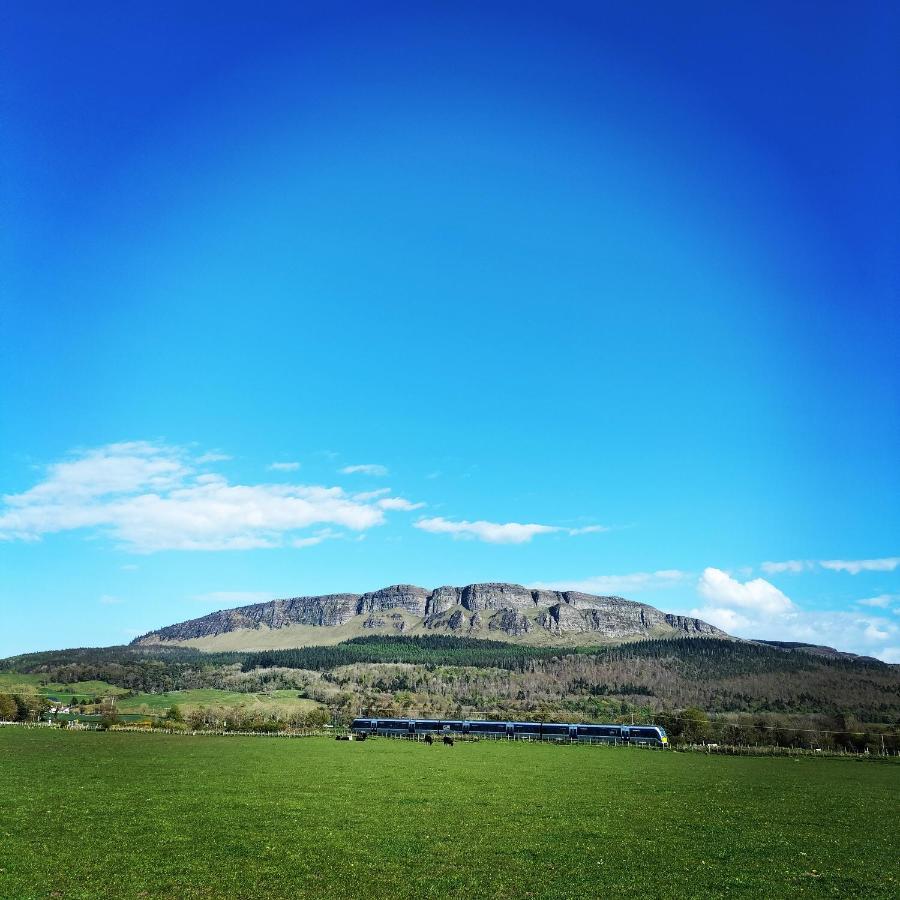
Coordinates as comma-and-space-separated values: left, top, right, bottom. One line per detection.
115, 687, 319, 716
0, 671, 322, 722
0, 672, 127, 701
0, 729, 897, 899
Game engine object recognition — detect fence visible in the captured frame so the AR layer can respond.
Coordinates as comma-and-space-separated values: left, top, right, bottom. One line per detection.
676, 742, 900, 759
6, 722, 897, 757
109, 725, 331, 738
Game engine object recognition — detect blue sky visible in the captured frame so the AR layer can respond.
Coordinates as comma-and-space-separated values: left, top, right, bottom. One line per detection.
2, 2, 898, 659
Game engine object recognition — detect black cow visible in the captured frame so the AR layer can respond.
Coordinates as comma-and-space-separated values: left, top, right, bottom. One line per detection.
442, 735, 454, 746
424, 733, 433, 745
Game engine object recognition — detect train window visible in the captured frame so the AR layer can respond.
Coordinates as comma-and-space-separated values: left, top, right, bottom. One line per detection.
542, 724, 568, 736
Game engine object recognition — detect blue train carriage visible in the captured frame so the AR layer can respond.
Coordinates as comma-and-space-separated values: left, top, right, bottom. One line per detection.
349, 718, 668, 746
624, 725, 668, 746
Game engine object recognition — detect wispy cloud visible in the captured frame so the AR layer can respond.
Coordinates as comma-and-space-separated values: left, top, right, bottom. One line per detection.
567, 524, 610, 535
291, 528, 343, 548
99, 594, 123, 605
353, 488, 391, 501
858, 594, 897, 609
820, 556, 900, 574
0, 442, 394, 553
196, 451, 232, 463
532, 570, 690, 595
414, 513, 609, 544
378, 497, 425, 511
268, 461, 301, 472
761, 560, 812, 574
415, 516, 559, 544
760, 557, 900, 576
340, 464, 388, 477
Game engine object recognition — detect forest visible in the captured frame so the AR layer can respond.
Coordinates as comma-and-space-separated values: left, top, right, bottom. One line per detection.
2, 635, 898, 750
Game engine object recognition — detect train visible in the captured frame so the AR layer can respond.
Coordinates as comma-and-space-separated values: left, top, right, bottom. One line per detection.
350, 717, 668, 746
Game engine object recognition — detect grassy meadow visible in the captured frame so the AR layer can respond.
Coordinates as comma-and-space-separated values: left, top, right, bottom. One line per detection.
0, 671, 322, 723
115, 688, 319, 716
0, 672, 129, 702
1, 729, 898, 899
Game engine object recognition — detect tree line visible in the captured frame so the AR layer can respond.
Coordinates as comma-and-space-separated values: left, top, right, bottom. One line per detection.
241, 635, 572, 672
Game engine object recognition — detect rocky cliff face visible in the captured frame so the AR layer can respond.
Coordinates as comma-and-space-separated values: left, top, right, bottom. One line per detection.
132, 582, 727, 646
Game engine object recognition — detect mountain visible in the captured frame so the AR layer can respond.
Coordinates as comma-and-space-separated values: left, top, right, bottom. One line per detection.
132, 582, 726, 651
754, 640, 884, 664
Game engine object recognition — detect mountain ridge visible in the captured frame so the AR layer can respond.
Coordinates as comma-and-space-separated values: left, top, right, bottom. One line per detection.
132, 582, 727, 651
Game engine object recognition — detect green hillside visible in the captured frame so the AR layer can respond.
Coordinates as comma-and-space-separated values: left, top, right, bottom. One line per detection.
3, 636, 898, 748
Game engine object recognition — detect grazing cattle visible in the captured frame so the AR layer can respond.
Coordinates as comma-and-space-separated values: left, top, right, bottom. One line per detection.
424, 733, 433, 745
443, 735, 454, 746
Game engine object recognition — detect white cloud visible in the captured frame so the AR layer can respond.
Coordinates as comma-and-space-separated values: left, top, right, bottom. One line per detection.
761, 560, 812, 574
353, 488, 391, 501
341, 464, 388, 477
291, 528, 342, 548
268, 462, 301, 472
190, 591, 273, 606
759, 557, 900, 576
532, 570, 690, 595
820, 556, 900, 574
194, 473, 224, 485
858, 595, 896, 609
538, 562, 900, 662
195, 451, 232, 463
10, 441, 188, 506
685, 567, 900, 661
99, 594, 122, 605
120, 564, 139, 571
413, 516, 609, 544
697, 567, 795, 616
694, 606, 753, 631
0, 442, 394, 552
415, 516, 559, 544
377, 497, 425, 511
863, 621, 891, 641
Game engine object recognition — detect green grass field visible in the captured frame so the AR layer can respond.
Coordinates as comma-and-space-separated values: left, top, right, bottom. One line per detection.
0, 729, 897, 899
0, 673, 322, 720
0, 672, 127, 701
115, 689, 321, 720
115, 688, 318, 712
